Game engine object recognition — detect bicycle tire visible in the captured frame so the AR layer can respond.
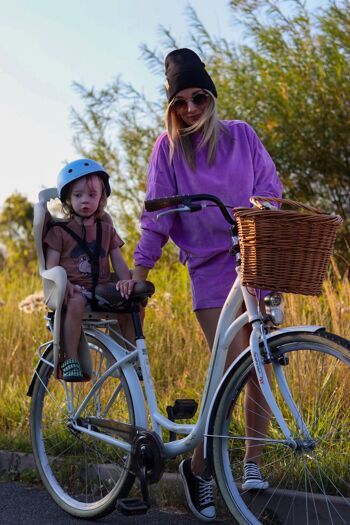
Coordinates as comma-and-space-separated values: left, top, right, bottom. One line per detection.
207, 331, 350, 525
30, 333, 136, 519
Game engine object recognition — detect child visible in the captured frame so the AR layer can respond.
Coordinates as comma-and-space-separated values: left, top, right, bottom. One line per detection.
44, 158, 136, 381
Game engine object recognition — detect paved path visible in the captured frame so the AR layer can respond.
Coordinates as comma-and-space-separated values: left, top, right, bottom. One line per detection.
0, 482, 230, 525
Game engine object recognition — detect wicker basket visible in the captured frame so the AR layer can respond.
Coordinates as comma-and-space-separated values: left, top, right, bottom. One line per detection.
233, 196, 343, 296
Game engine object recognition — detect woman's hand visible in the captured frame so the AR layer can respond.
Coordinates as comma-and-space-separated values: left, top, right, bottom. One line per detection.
116, 279, 137, 300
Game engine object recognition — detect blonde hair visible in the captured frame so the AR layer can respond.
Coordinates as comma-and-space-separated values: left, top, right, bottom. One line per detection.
165, 90, 222, 170
62, 174, 107, 220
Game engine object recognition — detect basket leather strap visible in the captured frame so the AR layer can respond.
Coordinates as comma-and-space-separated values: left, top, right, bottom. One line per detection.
250, 196, 339, 216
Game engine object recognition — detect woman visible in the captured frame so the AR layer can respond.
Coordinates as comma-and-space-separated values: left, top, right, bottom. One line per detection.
133, 48, 282, 521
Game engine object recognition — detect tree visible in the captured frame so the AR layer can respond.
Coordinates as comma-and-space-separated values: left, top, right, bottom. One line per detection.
70, 81, 164, 257
214, 0, 350, 261
0, 193, 36, 269
71, 0, 350, 265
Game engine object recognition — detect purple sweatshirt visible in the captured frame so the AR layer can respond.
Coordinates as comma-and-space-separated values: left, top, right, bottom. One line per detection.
134, 120, 282, 271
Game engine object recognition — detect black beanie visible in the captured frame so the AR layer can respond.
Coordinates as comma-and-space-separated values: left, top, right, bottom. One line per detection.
165, 48, 217, 102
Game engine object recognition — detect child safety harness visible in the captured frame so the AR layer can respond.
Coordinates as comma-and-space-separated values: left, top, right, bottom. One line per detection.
48, 220, 102, 310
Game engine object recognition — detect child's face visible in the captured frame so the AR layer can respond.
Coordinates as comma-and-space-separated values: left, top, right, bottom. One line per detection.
69, 175, 103, 217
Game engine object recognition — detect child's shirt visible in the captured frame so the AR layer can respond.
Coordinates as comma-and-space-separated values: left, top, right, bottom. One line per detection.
43, 219, 124, 288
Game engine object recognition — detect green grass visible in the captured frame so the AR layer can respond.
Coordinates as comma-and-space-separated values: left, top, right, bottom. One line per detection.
0, 262, 349, 458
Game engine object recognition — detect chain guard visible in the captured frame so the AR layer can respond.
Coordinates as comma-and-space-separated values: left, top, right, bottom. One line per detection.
131, 430, 165, 484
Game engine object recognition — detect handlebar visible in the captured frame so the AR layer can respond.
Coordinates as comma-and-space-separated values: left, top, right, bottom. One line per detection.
145, 195, 188, 211
145, 193, 235, 225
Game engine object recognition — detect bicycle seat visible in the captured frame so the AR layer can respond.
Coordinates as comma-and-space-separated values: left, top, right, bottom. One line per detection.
95, 281, 155, 311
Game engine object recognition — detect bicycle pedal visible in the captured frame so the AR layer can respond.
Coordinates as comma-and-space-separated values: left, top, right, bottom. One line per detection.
116, 497, 150, 516
166, 399, 198, 443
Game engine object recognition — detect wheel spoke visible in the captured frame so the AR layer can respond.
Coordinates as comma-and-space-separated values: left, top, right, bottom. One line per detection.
210, 333, 350, 524
30, 335, 135, 518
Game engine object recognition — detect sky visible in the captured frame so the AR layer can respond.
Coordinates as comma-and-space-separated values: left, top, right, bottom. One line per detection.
0, 0, 325, 205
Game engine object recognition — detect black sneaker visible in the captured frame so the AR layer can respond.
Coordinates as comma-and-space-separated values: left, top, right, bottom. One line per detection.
179, 458, 216, 522
242, 461, 269, 490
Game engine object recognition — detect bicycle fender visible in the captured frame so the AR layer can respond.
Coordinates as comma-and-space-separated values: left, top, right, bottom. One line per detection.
204, 325, 324, 457
27, 333, 148, 430
84, 329, 148, 429
27, 343, 54, 397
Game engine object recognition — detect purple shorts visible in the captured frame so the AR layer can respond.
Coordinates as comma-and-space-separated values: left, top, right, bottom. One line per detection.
188, 251, 270, 311
188, 251, 237, 311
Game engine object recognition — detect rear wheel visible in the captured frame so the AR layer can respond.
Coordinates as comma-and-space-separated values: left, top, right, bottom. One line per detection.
30, 334, 136, 518
208, 332, 350, 525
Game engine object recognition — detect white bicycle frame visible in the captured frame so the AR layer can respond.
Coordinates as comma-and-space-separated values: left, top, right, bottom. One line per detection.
55, 268, 322, 459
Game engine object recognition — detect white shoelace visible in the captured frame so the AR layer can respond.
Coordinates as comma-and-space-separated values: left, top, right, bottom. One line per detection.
243, 462, 264, 481
197, 477, 214, 506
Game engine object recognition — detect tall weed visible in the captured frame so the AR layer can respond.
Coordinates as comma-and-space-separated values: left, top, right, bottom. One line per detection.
0, 263, 349, 451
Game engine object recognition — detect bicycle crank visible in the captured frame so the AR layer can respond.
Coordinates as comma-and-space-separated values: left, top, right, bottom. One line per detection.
117, 430, 165, 516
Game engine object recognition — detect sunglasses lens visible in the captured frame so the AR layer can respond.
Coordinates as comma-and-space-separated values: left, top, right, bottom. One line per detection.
172, 92, 209, 112
172, 99, 187, 111
192, 93, 209, 106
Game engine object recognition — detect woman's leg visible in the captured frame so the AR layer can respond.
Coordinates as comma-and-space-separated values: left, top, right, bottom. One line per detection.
243, 368, 271, 465
192, 307, 240, 475
224, 307, 272, 465
194, 306, 270, 473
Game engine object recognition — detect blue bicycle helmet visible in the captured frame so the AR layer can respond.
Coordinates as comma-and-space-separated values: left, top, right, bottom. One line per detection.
57, 158, 111, 201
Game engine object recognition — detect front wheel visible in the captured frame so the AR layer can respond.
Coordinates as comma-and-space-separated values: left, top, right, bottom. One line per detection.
207, 331, 350, 525
30, 334, 136, 519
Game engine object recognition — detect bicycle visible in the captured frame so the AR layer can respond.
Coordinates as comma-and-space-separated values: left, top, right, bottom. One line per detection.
28, 189, 350, 524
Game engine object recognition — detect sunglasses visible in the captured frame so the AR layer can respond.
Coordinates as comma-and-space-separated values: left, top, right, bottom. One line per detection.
171, 91, 210, 112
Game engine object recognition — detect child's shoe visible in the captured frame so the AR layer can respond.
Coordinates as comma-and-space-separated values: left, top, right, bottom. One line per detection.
61, 358, 84, 382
